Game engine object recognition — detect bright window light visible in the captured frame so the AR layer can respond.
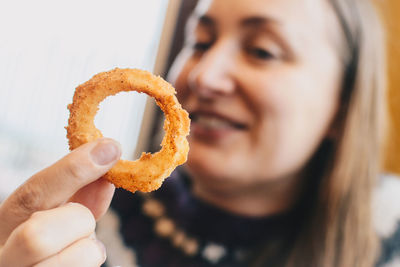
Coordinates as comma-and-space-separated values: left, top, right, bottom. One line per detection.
0, 0, 169, 199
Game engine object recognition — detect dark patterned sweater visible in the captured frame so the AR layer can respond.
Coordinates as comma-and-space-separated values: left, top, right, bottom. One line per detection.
98, 171, 400, 267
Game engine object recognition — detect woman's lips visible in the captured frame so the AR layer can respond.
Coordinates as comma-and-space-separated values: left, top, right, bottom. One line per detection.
189, 112, 248, 140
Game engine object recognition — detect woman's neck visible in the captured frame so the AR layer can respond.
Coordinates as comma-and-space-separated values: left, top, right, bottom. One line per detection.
191, 175, 304, 217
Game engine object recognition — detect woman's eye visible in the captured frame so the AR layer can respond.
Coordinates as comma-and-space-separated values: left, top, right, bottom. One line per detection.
247, 47, 276, 60
193, 42, 211, 51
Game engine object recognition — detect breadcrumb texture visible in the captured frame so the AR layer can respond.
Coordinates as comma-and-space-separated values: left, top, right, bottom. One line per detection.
66, 68, 190, 193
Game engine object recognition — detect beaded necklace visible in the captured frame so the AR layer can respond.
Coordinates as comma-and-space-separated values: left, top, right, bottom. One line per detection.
140, 194, 248, 265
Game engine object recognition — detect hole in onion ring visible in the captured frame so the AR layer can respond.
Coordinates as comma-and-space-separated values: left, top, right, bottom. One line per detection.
94, 91, 161, 160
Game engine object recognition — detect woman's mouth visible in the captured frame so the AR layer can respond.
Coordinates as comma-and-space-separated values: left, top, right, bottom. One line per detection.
189, 112, 248, 140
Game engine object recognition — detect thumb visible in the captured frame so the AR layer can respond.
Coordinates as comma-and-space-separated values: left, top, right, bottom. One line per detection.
0, 138, 121, 244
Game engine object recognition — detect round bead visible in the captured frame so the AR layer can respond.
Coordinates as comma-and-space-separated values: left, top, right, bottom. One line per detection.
154, 217, 175, 237
143, 199, 165, 218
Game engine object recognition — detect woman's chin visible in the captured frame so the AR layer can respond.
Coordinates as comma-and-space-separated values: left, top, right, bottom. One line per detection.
185, 130, 255, 186
186, 148, 243, 185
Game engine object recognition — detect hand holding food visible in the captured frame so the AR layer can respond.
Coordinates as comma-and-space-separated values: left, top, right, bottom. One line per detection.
0, 68, 189, 266
0, 138, 121, 266
66, 68, 190, 193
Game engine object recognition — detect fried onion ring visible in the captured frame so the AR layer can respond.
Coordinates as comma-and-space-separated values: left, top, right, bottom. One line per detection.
66, 68, 190, 193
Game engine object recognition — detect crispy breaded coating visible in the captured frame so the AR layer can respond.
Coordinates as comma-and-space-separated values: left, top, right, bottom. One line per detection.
66, 68, 190, 193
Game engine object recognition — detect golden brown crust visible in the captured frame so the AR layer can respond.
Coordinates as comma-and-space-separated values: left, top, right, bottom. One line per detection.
66, 68, 190, 193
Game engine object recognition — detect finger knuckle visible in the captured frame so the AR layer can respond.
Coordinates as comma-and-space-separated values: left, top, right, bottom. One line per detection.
68, 203, 96, 230
64, 156, 88, 182
18, 219, 50, 257
13, 183, 44, 215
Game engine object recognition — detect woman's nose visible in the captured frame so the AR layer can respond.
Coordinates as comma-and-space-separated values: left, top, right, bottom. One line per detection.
188, 40, 236, 99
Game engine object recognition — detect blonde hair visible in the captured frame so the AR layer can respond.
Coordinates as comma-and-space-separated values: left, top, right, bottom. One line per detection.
294, 0, 386, 266
253, 0, 387, 266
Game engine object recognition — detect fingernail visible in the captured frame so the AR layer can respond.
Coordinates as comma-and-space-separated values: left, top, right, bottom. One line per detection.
89, 233, 107, 261
95, 238, 107, 261
90, 139, 121, 165
94, 239, 107, 261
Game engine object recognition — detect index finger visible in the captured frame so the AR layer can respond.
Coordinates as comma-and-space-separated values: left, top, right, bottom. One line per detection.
0, 138, 121, 244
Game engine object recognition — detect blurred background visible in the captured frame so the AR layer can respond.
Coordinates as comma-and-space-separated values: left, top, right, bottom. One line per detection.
0, 0, 179, 199
0, 0, 398, 201
377, 0, 400, 174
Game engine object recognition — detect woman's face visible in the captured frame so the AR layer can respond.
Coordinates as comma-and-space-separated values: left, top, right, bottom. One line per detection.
168, 0, 342, 188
